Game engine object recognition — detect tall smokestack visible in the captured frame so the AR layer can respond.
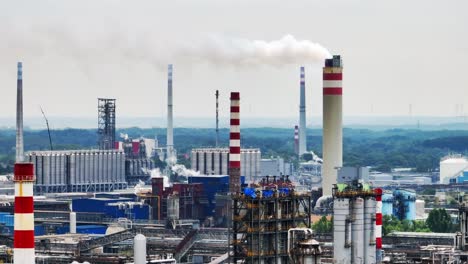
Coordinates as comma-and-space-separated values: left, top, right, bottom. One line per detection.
16, 62, 24, 162
215, 90, 219, 147
167, 64, 175, 165
375, 188, 383, 262
294, 125, 299, 155
298, 66, 307, 155
14, 62, 35, 263
229, 92, 241, 193
322, 55, 343, 196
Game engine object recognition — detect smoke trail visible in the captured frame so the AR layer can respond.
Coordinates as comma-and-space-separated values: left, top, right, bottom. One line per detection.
179, 34, 331, 67
171, 164, 200, 177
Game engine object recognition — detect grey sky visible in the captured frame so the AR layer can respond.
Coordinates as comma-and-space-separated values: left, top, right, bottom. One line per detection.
1, 0, 467, 122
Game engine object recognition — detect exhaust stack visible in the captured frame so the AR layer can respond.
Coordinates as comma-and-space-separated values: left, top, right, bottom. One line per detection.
294, 125, 299, 155
167, 64, 175, 165
16, 62, 24, 163
14, 62, 36, 264
322, 55, 343, 196
298, 66, 307, 155
229, 92, 241, 193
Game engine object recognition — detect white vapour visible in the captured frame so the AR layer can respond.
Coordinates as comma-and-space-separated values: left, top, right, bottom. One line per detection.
180, 34, 331, 66
171, 164, 200, 177
145, 168, 170, 188
133, 179, 146, 195
120, 133, 129, 140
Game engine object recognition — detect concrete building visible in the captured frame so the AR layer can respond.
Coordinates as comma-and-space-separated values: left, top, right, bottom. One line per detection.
260, 157, 291, 176
27, 150, 127, 193
190, 148, 260, 183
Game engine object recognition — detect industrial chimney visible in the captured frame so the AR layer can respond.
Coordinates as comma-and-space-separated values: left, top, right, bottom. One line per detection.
375, 188, 383, 263
167, 64, 175, 165
229, 92, 241, 193
298, 66, 307, 155
14, 62, 36, 263
322, 55, 343, 196
294, 125, 299, 155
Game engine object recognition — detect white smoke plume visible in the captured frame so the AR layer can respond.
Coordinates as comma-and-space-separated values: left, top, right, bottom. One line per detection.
133, 179, 146, 195
179, 34, 331, 67
120, 133, 129, 140
143, 167, 170, 188
171, 164, 200, 177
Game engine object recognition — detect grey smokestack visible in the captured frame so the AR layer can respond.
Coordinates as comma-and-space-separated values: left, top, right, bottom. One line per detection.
298, 66, 307, 155
16, 62, 24, 162
166, 64, 174, 164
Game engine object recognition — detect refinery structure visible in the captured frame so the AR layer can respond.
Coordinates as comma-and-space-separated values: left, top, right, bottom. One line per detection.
3, 54, 468, 264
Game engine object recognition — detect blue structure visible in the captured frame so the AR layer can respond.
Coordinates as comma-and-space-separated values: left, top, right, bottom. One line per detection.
393, 189, 416, 220
382, 193, 394, 216
72, 197, 149, 220
187, 175, 245, 217
453, 170, 468, 183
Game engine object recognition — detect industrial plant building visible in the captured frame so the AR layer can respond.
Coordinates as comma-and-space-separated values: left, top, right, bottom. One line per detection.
27, 150, 127, 193
191, 148, 261, 182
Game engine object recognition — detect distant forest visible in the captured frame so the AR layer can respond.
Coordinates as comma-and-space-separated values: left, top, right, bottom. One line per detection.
1, 127, 468, 174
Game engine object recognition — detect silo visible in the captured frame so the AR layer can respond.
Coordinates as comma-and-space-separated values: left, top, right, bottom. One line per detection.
78, 153, 85, 185
43, 153, 50, 186
221, 151, 228, 175
51, 153, 57, 186
36, 154, 43, 186
59, 154, 66, 187
206, 151, 213, 175
70, 152, 76, 186
333, 198, 351, 264
352, 197, 364, 264
256, 151, 261, 179
191, 150, 197, 171
112, 151, 118, 181
134, 234, 147, 264
197, 151, 204, 175
84, 153, 90, 184
92, 152, 98, 185
364, 197, 376, 264
382, 193, 394, 216
213, 151, 220, 175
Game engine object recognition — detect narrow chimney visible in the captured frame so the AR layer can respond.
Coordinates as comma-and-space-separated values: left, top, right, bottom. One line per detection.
16, 62, 24, 162
322, 55, 343, 196
298, 66, 307, 155
215, 90, 219, 148
229, 92, 241, 193
294, 125, 299, 155
14, 62, 36, 263
167, 64, 175, 165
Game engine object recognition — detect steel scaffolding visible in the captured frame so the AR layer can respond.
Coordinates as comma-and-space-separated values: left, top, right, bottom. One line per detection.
98, 98, 116, 150
231, 189, 312, 263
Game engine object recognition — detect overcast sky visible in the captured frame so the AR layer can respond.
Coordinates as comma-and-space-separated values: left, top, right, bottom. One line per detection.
1, 0, 467, 122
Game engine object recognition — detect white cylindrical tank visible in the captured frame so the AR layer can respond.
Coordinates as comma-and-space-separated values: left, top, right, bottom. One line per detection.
70, 212, 77, 234
134, 234, 147, 264
352, 197, 364, 264
198, 152, 204, 175
440, 155, 468, 183
322, 55, 343, 196
206, 151, 213, 175
364, 197, 376, 264
221, 151, 228, 175
213, 151, 220, 175
191, 150, 197, 171
333, 198, 351, 264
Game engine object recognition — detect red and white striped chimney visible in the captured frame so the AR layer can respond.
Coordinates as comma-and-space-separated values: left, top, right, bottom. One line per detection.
375, 188, 383, 263
229, 92, 241, 193
294, 125, 299, 155
14, 164, 35, 263
14, 62, 35, 263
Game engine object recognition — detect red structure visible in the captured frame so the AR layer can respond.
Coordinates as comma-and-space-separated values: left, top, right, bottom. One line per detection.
229, 92, 241, 193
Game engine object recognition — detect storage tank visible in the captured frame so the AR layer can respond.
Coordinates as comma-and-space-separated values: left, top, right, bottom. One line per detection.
415, 199, 425, 219
221, 151, 228, 175
352, 197, 364, 264
70, 153, 76, 185
382, 193, 394, 216
440, 155, 468, 183
206, 151, 213, 175
134, 234, 146, 264
198, 152, 205, 175
393, 190, 416, 220
364, 197, 376, 264
333, 198, 351, 264
213, 151, 220, 175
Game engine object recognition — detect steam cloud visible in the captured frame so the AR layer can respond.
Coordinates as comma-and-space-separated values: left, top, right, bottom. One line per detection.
171, 164, 200, 177
1, 15, 330, 70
